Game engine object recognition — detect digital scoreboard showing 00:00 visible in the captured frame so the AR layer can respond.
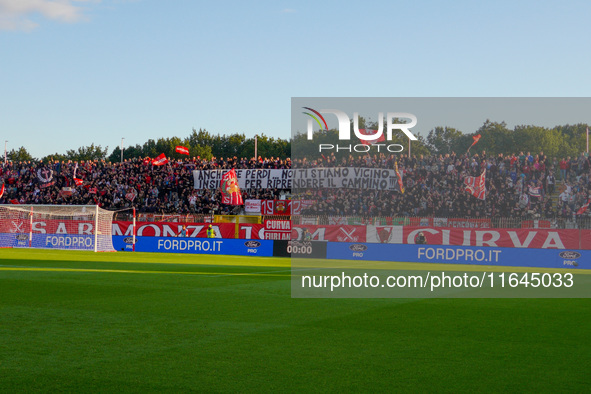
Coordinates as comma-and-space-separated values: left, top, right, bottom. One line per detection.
288, 241, 313, 255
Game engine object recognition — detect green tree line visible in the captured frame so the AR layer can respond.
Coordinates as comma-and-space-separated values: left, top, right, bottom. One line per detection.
5, 121, 589, 163
293, 119, 590, 160
6, 129, 291, 163
424, 120, 589, 159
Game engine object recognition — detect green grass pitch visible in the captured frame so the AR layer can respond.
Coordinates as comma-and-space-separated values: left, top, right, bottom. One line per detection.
0, 249, 590, 392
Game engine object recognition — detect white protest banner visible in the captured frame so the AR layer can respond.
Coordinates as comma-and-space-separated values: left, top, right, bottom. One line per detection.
292, 168, 398, 191
193, 169, 292, 190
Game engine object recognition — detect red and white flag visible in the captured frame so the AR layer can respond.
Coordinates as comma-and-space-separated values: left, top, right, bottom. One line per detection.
175, 146, 189, 155
528, 185, 542, 198
464, 170, 486, 200
152, 153, 169, 166
220, 169, 243, 205
59, 187, 74, 197
577, 198, 591, 215
467, 134, 481, 152
359, 129, 386, 146
0, 183, 4, 199
73, 178, 83, 186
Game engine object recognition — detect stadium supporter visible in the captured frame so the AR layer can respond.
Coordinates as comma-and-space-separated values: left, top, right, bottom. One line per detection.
2, 150, 590, 222
296, 150, 591, 222
0, 156, 291, 215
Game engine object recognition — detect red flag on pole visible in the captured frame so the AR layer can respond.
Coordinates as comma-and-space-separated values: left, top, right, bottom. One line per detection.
220, 169, 243, 205
359, 129, 386, 146
467, 134, 481, 152
152, 153, 169, 166
0, 183, 4, 198
175, 146, 189, 155
464, 170, 486, 200
73, 178, 83, 186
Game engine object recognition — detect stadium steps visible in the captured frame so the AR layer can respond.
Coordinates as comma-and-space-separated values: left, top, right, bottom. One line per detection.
550, 185, 563, 208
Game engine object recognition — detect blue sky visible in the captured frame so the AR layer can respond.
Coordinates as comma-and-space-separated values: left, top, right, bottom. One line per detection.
1, 0, 590, 159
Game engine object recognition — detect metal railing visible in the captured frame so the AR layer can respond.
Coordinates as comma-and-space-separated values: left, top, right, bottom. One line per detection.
114, 212, 213, 223
291, 215, 591, 230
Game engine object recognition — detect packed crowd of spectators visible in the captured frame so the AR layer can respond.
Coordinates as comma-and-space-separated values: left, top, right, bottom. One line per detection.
2, 150, 590, 222
0, 156, 291, 215
296, 150, 591, 221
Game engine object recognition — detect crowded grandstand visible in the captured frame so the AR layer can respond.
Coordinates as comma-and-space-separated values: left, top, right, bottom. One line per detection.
1, 149, 590, 227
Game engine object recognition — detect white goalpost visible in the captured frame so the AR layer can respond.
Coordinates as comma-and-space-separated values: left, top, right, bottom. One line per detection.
0, 205, 116, 252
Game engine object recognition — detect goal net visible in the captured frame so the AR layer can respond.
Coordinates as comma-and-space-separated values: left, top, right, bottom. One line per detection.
0, 205, 115, 252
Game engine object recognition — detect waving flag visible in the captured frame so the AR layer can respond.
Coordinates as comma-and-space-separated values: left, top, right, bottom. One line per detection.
359, 129, 386, 146
175, 146, 189, 155
220, 169, 243, 205
528, 185, 542, 198
577, 199, 591, 215
464, 170, 486, 200
395, 161, 404, 194
152, 153, 169, 166
0, 183, 4, 199
467, 134, 481, 152
73, 178, 83, 186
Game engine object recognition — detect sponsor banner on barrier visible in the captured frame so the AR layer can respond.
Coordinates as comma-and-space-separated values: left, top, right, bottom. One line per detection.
2, 233, 29, 248
1, 233, 95, 249
39, 234, 95, 249
112, 221, 265, 239
112, 236, 273, 256
292, 225, 367, 242
273, 240, 328, 258
193, 169, 292, 190
402, 226, 582, 249
326, 242, 589, 269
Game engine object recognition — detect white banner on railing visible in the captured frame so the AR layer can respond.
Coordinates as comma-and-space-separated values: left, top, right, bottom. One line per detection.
244, 199, 261, 214
292, 168, 399, 191
193, 167, 398, 191
193, 169, 292, 190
